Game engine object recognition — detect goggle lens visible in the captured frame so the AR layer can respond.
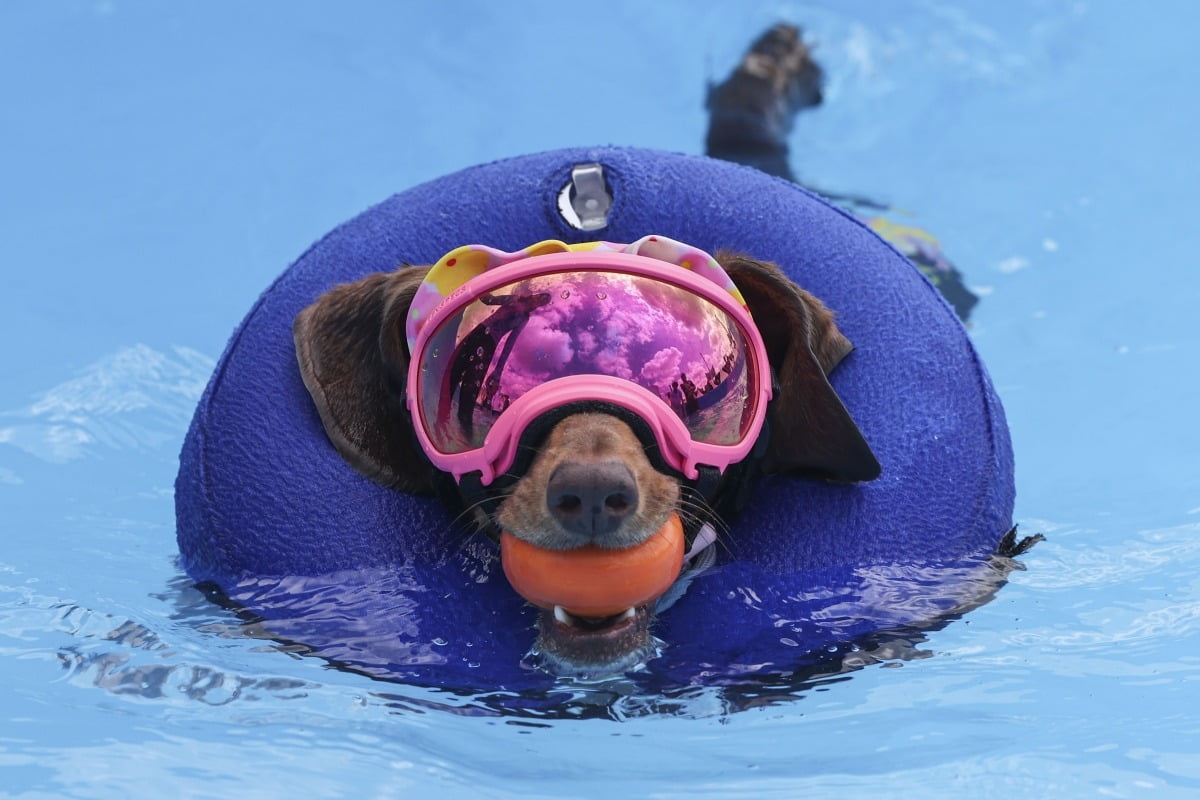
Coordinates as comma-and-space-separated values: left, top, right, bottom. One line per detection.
415, 270, 759, 457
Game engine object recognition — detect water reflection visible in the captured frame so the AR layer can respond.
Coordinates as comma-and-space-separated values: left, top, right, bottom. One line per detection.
8, 577, 314, 706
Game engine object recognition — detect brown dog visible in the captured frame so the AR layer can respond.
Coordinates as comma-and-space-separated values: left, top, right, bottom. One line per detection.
294, 252, 880, 674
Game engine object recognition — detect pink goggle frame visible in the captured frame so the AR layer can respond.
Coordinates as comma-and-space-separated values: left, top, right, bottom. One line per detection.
405, 242, 773, 486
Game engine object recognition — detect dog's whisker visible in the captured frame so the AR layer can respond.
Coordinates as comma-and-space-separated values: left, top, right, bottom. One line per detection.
510, 442, 544, 459
676, 495, 734, 558
440, 500, 486, 537
438, 491, 515, 554
678, 492, 724, 527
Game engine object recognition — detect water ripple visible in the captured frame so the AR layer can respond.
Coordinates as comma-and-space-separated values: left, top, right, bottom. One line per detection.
0, 344, 213, 463
1, 574, 312, 708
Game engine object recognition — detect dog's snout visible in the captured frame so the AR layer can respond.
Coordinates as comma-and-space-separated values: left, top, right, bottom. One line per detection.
546, 462, 639, 539
497, 413, 677, 553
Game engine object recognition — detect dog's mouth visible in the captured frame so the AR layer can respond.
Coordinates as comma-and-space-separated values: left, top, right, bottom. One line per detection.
550, 604, 640, 635
532, 604, 658, 677
523, 523, 718, 678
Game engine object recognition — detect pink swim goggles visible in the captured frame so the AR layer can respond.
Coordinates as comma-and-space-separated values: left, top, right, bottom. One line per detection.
404, 236, 773, 485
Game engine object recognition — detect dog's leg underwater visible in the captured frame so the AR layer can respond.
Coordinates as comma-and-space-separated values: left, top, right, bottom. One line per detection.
704, 23, 822, 183
705, 23, 980, 322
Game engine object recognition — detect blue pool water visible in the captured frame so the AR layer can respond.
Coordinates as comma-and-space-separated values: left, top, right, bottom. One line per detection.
3, 1, 1199, 796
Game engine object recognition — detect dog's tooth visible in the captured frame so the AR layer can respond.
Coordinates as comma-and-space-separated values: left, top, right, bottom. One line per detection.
619, 607, 636, 621
554, 605, 572, 625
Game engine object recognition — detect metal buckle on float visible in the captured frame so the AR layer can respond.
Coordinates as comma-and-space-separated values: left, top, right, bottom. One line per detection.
557, 163, 612, 231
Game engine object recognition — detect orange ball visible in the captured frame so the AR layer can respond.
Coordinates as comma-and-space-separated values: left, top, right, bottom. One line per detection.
500, 513, 685, 618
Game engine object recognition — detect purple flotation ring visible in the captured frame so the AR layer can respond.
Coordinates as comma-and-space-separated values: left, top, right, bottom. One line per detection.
175, 147, 1014, 694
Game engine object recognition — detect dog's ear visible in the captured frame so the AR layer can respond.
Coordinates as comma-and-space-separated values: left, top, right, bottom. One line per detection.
717, 252, 881, 482
293, 265, 438, 494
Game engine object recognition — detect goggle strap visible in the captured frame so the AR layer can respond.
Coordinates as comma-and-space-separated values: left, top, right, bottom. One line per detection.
701, 426, 768, 528
678, 469, 722, 550
676, 378, 777, 538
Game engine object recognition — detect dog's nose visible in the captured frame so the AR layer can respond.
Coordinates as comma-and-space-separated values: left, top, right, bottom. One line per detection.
546, 462, 639, 539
